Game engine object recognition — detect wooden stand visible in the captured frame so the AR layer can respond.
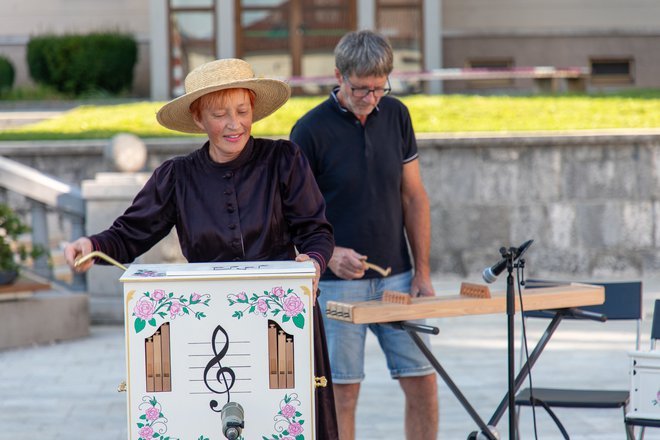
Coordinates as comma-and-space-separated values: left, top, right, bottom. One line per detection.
0, 278, 51, 301
326, 283, 605, 324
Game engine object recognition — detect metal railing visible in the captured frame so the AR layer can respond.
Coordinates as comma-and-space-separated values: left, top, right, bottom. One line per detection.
0, 156, 85, 289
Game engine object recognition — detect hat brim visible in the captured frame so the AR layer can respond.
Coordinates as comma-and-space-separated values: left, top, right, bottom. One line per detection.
156, 78, 291, 134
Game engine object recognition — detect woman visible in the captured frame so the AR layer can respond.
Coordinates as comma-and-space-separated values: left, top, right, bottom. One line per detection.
64, 58, 338, 439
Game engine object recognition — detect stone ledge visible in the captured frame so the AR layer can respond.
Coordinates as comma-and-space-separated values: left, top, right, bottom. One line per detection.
0, 291, 89, 350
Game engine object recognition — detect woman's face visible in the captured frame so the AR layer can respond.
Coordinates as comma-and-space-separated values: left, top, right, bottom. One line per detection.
192, 88, 254, 163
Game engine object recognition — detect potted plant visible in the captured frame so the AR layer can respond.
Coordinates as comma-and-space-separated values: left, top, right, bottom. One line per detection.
0, 203, 45, 285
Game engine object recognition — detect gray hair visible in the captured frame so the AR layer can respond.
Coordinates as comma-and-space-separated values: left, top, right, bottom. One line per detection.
334, 30, 393, 78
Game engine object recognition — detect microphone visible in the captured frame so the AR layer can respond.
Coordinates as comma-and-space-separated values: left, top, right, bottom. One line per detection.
221, 401, 244, 440
481, 239, 534, 284
482, 256, 507, 284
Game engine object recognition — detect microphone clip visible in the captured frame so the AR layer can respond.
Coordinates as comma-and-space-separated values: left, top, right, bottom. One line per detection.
482, 239, 533, 284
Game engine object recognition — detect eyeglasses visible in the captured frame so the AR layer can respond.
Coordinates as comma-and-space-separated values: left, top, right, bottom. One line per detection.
344, 77, 391, 98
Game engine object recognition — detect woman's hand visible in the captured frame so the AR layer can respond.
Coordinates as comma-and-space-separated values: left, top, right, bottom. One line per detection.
295, 253, 320, 303
64, 237, 94, 273
328, 246, 367, 280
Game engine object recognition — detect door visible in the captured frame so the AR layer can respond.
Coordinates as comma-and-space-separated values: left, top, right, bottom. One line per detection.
376, 0, 424, 93
236, 0, 356, 94
168, 0, 217, 97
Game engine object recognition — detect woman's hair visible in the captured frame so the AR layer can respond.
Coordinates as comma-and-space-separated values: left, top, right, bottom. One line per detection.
334, 30, 393, 79
189, 88, 256, 118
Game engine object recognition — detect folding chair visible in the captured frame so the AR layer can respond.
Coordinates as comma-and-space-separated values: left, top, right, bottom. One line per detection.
625, 299, 660, 439
514, 280, 643, 439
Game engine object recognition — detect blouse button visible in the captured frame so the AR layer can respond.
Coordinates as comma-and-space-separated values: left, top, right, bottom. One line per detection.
223, 172, 233, 179
224, 189, 233, 195
227, 204, 235, 213
233, 257, 241, 261
228, 224, 236, 230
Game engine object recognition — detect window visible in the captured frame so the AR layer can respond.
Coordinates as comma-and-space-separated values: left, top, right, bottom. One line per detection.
168, 0, 217, 97
237, 0, 355, 94
376, 0, 423, 94
466, 58, 514, 89
590, 58, 633, 85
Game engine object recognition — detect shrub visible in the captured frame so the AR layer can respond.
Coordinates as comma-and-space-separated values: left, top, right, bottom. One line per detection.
0, 55, 15, 93
27, 32, 137, 96
0, 203, 45, 276
26, 37, 50, 85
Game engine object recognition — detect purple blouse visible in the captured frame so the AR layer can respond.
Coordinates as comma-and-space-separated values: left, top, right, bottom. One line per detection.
90, 137, 334, 272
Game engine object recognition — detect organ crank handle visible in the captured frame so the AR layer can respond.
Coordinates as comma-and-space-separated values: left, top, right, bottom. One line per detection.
74, 250, 127, 271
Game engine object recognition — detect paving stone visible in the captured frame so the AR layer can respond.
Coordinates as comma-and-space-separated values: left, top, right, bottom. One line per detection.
1, 277, 660, 439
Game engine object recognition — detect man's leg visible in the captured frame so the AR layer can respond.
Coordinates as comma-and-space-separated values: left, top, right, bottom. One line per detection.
399, 374, 439, 440
372, 271, 439, 439
333, 382, 361, 440
318, 278, 371, 440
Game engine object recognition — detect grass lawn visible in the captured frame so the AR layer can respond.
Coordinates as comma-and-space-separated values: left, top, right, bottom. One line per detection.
2, 91, 660, 140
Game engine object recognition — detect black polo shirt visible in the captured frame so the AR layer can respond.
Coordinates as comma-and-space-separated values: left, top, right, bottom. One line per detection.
291, 90, 418, 280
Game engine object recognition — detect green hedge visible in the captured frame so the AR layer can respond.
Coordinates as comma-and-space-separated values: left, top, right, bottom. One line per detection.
0, 55, 15, 93
27, 33, 137, 96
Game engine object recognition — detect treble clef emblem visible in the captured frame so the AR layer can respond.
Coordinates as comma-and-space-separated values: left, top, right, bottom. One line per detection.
203, 324, 236, 412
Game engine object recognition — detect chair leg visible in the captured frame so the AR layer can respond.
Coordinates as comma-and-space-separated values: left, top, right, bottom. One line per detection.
623, 407, 648, 440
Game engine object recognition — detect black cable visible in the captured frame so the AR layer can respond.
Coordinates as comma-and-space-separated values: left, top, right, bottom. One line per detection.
516, 262, 539, 439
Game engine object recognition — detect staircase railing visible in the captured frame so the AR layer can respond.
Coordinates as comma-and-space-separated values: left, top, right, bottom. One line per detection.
0, 156, 85, 290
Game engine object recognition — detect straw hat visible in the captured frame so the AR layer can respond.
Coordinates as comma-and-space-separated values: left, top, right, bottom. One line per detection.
157, 58, 291, 133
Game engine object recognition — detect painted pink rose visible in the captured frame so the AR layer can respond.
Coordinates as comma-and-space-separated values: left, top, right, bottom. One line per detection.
271, 286, 285, 298
288, 422, 304, 436
133, 298, 155, 320
151, 289, 166, 301
283, 295, 304, 317
237, 292, 247, 301
191, 293, 201, 302
257, 298, 269, 314
280, 403, 296, 418
281, 437, 294, 440
169, 300, 183, 318
138, 425, 154, 439
144, 406, 160, 421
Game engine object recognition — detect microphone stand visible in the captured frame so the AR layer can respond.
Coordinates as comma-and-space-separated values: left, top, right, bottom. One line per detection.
502, 247, 525, 440
503, 247, 516, 440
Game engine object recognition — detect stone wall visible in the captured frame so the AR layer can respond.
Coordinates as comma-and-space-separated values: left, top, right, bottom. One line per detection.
3, 131, 660, 281
418, 131, 660, 279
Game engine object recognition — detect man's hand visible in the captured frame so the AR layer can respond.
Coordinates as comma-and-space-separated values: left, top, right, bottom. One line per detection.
64, 237, 94, 273
328, 246, 367, 280
410, 272, 435, 297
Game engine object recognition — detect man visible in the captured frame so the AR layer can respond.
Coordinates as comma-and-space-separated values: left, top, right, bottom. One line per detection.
290, 30, 438, 440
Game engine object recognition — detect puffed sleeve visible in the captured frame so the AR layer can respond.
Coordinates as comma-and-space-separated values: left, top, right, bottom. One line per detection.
89, 160, 178, 264
279, 142, 334, 273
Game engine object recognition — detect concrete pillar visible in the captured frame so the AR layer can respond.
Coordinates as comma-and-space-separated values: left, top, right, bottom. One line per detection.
149, 0, 169, 100
218, 1, 235, 59
424, 0, 443, 94
358, 0, 375, 30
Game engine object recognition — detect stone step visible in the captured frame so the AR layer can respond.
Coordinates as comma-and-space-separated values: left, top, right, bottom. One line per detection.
0, 283, 89, 350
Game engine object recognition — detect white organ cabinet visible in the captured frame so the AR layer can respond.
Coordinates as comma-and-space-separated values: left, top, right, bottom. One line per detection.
120, 261, 317, 440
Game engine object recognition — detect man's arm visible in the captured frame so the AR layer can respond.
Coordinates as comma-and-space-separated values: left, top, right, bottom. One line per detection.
401, 159, 435, 296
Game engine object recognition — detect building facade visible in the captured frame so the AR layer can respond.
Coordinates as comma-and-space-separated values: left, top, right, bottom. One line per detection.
442, 0, 660, 93
0, 0, 152, 96
149, 0, 440, 99
1, 0, 659, 99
